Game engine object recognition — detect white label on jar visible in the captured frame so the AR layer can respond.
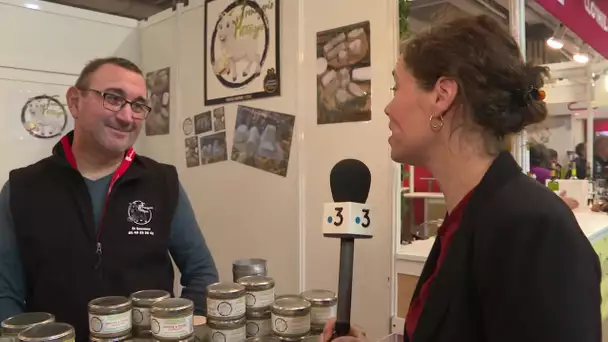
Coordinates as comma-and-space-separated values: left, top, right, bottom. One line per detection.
89, 311, 131, 334
151, 315, 193, 339
311, 305, 337, 325
246, 288, 275, 308
211, 326, 246, 342
246, 318, 271, 337
133, 307, 150, 327
207, 297, 246, 319
271, 313, 310, 335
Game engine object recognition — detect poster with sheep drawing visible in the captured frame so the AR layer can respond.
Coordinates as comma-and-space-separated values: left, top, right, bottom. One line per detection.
204, 0, 280, 106
317, 21, 371, 125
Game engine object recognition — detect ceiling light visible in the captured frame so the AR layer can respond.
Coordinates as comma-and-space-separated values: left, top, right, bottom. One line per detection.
24, 3, 40, 10
547, 37, 564, 49
547, 23, 566, 50
574, 45, 589, 64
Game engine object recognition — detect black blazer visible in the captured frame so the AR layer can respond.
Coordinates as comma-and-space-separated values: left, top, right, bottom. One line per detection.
404, 152, 602, 342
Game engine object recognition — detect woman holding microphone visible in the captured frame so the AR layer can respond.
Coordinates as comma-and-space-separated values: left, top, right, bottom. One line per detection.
323, 14, 600, 342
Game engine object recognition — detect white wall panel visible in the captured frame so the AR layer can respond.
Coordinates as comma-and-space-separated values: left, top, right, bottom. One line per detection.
138, 1, 301, 296
299, 0, 396, 339
0, 0, 139, 75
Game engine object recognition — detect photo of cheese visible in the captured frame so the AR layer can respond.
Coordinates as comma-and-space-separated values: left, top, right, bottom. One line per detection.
316, 21, 372, 125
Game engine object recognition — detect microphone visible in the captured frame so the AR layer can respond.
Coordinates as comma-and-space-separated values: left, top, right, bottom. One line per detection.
322, 159, 373, 339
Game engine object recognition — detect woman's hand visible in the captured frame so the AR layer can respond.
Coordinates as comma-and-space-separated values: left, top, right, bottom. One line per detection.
319, 319, 368, 342
559, 190, 579, 210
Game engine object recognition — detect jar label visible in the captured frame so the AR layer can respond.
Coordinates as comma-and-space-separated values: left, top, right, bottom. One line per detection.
133, 307, 151, 327
151, 315, 193, 339
246, 288, 275, 308
211, 326, 246, 342
207, 297, 246, 319
246, 318, 271, 337
89, 311, 131, 334
271, 313, 310, 335
311, 305, 337, 325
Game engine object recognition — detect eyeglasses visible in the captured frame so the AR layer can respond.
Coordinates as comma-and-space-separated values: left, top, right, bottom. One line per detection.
81, 88, 152, 119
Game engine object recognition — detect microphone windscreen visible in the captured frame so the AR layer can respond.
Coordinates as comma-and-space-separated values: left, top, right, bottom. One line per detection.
330, 159, 371, 203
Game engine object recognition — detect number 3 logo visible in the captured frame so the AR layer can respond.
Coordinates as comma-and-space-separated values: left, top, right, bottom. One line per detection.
334, 207, 344, 226
361, 209, 370, 228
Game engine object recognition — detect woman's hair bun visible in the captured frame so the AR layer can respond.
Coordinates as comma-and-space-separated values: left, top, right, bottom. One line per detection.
501, 64, 550, 135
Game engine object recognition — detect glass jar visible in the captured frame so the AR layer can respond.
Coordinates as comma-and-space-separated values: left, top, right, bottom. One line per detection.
238, 276, 276, 309
88, 296, 132, 339
270, 297, 311, 338
207, 282, 247, 320
150, 298, 194, 341
130, 289, 171, 337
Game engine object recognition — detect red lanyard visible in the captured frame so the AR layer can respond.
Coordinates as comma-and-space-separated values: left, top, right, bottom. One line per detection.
60, 135, 135, 264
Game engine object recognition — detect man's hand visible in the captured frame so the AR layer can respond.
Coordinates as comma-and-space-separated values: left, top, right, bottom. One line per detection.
319, 319, 368, 342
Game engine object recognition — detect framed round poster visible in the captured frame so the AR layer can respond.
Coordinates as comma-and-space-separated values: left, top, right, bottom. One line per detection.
21, 95, 68, 139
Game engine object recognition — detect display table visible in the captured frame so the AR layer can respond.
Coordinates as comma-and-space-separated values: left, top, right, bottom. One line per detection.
392, 209, 608, 333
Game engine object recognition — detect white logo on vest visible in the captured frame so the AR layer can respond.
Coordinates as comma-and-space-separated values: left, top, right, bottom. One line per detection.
127, 200, 155, 236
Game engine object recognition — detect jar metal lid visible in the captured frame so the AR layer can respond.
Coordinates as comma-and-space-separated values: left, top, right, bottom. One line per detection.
274, 335, 308, 342
88, 296, 132, 312
238, 275, 275, 290
274, 294, 301, 301
271, 297, 311, 316
246, 336, 280, 342
301, 290, 337, 306
207, 282, 246, 298
18, 322, 74, 342
246, 308, 271, 319
207, 316, 246, 329
131, 290, 171, 306
151, 298, 194, 315
232, 258, 267, 270
89, 334, 131, 342
1, 313, 55, 334
152, 334, 195, 342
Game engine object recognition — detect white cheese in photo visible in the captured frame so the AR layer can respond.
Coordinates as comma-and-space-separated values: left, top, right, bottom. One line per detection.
339, 68, 350, 88
352, 66, 371, 82
338, 50, 348, 64
317, 57, 328, 76
336, 88, 354, 104
348, 28, 365, 40
347, 82, 366, 97
327, 42, 346, 60
323, 32, 346, 54
348, 39, 362, 55
321, 70, 337, 87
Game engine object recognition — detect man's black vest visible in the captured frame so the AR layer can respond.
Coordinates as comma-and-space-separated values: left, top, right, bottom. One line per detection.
9, 135, 179, 342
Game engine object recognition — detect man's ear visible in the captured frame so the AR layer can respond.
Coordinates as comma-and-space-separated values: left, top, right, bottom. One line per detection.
66, 87, 80, 119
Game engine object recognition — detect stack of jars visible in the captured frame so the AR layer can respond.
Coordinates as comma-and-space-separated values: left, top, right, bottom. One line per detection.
206, 282, 248, 342
88, 291, 195, 342
238, 276, 276, 338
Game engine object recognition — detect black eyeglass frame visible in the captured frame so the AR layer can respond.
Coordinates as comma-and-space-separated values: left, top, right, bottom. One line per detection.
79, 88, 152, 119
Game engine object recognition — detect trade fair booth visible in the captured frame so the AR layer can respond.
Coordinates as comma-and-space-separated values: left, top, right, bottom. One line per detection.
0, 0, 608, 340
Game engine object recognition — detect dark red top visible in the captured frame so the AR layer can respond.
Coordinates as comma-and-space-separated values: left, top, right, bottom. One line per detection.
405, 190, 474, 340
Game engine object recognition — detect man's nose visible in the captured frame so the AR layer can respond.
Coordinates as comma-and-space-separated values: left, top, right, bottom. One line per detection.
116, 104, 136, 124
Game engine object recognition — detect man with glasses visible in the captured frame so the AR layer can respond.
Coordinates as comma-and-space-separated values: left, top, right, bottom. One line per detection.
0, 57, 219, 341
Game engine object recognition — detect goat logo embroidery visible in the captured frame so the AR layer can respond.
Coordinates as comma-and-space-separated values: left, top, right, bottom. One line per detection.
127, 200, 154, 226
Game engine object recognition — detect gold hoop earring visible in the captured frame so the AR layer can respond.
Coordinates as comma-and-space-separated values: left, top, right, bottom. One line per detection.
429, 115, 444, 132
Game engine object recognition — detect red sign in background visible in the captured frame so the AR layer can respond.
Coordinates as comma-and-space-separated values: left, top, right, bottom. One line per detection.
535, 0, 608, 59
